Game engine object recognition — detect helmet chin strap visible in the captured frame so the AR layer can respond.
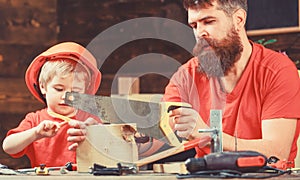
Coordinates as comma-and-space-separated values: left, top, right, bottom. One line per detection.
34, 83, 46, 104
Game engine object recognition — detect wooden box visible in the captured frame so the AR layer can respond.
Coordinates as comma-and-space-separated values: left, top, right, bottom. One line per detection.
76, 124, 138, 172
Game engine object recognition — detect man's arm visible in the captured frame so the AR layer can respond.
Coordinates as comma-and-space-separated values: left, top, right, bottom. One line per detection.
171, 108, 297, 160
223, 118, 297, 160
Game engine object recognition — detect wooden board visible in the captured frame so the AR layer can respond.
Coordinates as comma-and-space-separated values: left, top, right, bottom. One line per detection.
0, 0, 57, 45
118, 76, 140, 95
76, 124, 138, 172
0, 78, 44, 114
0, 44, 48, 77
246, 0, 300, 36
57, 0, 186, 42
153, 162, 187, 174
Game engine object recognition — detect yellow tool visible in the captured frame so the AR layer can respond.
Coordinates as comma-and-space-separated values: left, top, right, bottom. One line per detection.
17, 163, 76, 175
16, 164, 50, 175
35, 164, 49, 175
48, 111, 72, 126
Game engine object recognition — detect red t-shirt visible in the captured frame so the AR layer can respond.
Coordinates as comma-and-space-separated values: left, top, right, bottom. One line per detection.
6, 108, 101, 167
163, 42, 300, 163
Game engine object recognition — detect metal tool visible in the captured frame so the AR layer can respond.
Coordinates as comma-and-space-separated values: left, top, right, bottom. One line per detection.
198, 109, 223, 153
64, 92, 191, 146
185, 151, 268, 173
35, 164, 49, 175
16, 162, 76, 175
179, 151, 292, 179
90, 163, 137, 176
17, 164, 50, 175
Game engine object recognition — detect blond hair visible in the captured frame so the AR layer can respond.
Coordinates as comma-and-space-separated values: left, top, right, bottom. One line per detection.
38, 58, 90, 91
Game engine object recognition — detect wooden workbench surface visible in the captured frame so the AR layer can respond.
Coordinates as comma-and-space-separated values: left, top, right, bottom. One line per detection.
0, 171, 299, 180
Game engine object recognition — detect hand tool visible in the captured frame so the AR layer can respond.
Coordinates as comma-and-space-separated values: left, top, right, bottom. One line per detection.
267, 156, 295, 170
16, 162, 76, 175
35, 164, 49, 175
135, 138, 202, 166
48, 111, 71, 127
198, 109, 222, 153
90, 162, 137, 175
185, 151, 267, 173
64, 92, 191, 146
17, 164, 50, 175
0, 164, 19, 175
178, 151, 293, 179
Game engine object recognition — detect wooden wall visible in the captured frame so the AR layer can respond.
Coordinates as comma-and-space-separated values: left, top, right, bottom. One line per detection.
0, 0, 299, 169
0, 0, 58, 169
0, 0, 191, 169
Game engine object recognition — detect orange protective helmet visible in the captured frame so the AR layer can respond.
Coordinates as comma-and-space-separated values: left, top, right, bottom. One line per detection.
25, 42, 101, 103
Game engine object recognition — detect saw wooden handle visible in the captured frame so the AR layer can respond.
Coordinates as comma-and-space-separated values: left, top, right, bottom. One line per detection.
135, 138, 200, 167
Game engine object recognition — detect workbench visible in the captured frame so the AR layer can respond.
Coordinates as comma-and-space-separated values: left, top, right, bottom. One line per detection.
0, 171, 299, 179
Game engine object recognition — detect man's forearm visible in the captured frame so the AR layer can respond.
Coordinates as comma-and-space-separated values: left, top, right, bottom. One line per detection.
222, 133, 290, 160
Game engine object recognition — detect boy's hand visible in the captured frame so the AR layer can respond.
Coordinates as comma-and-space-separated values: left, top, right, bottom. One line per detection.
35, 120, 62, 139
67, 118, 99, 151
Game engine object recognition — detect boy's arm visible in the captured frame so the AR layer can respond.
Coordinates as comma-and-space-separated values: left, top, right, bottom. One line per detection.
3, 120, 61, 154
2, 127, 40, 154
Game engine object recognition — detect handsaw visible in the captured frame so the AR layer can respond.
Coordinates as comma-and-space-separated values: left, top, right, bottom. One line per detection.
64, 92, 191, 146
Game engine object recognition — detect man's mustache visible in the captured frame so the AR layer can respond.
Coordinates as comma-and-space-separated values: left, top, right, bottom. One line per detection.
193, 38, 213, 56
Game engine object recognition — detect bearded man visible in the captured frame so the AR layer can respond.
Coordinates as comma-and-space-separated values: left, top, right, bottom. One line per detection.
163, 0, 300, 168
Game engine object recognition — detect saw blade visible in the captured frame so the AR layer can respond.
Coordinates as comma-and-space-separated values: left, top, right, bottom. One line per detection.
64, 92, 169, 143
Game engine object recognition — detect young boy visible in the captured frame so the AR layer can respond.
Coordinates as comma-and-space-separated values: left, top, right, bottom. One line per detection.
2, 42, 102, 168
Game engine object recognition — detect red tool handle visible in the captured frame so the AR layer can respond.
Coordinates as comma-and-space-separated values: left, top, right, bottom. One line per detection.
184, 138, 201, 150
237, 156, 266, 167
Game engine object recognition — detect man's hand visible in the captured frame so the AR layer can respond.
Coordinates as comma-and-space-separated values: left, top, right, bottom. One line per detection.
67, 118, 99, 151
170, 108, 209, 139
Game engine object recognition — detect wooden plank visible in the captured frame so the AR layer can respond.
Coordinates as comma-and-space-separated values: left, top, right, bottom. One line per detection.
0, 113, 31, 169
0, 77, 44, 114
136, 144, 187, 167
57, 0, 193, 75
118, 76, 140, 95
98, 74, 171, 95
153, 162, 188, 174
76, 124, 138, 172
0, 44, 48, 77
246, 0, 300, 36
57, 0, 186, 41
97, 39, 192, 74
0, 0, 58, 45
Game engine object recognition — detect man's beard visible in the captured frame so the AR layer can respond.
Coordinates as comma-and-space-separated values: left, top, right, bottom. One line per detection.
193, 28, 243, 77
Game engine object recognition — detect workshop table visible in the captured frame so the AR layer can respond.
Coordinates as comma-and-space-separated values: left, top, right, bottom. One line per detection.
0, 171, 299, 179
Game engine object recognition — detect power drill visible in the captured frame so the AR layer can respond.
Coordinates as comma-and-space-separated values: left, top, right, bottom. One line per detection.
185, 151, 268, 173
